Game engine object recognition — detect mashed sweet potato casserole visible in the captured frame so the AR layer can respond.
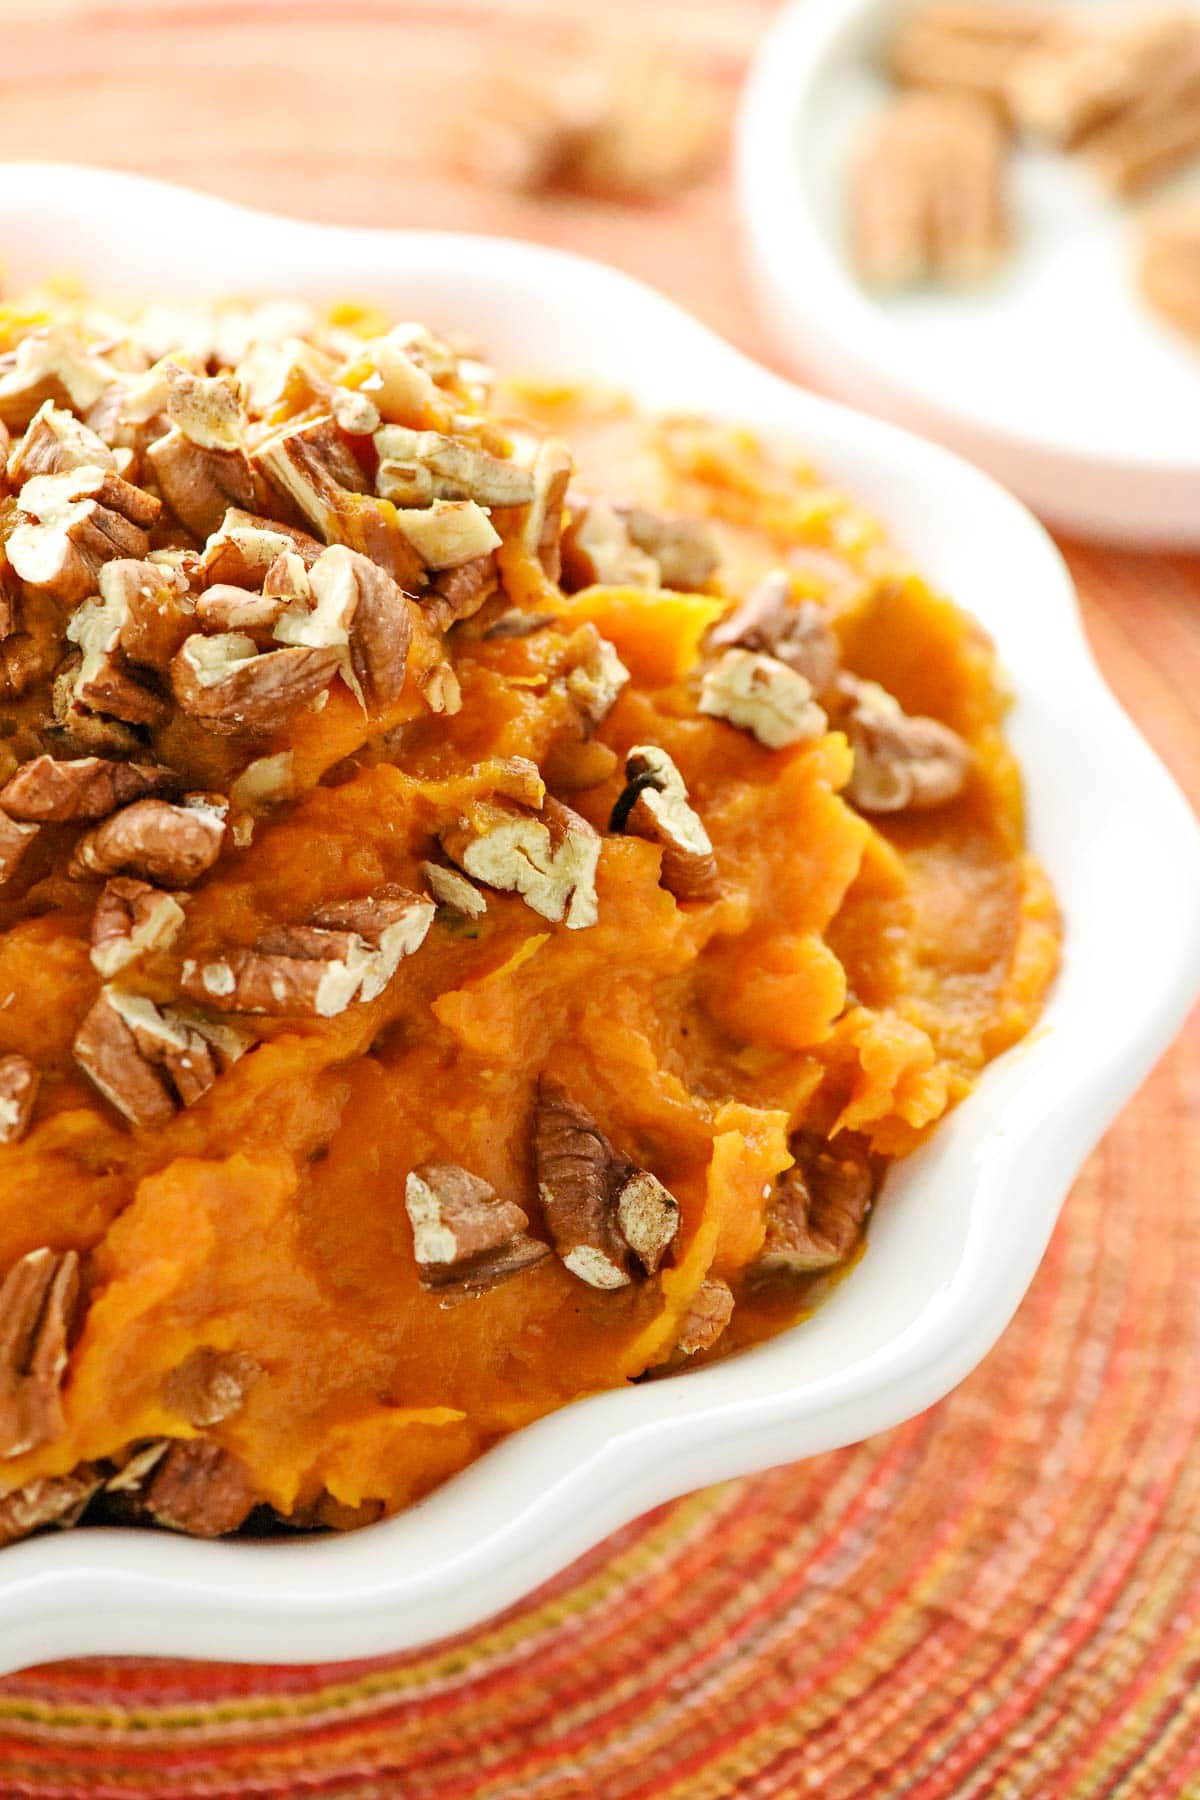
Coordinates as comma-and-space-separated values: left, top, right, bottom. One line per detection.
0, 290, 1059, 1544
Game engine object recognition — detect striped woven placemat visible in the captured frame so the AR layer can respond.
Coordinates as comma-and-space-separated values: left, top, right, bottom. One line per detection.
0, 1010, 1194, 1799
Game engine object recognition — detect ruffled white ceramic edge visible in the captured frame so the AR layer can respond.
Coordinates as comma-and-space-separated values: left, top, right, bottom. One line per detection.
0, 164, 1196, 1675
735, 0, 1200, 544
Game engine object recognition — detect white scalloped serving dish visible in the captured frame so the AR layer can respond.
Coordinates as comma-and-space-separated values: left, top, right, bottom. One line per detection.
0, 164, 1197, 1677
736, 0, 1200, 543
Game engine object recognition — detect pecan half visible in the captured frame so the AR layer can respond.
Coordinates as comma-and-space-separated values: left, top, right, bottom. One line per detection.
699, 648, 828, 749
0, 810, 40, 889
404, 1164, 551, 1298
0, 754, 177, 823
839, 677, 971, 812
7, 465, 159, 602
0, 1467, 101, 1547
441, 794, 600, 929
0, 1248, 80, 1459
421, 860, 488, 919
675, 1277, 734, 1355
756, 1133, 877, 1276
74, 986, 247, 1128
70, 794, 227, 885
523, 438, 573, 580
7, 401, 119, 484
0, 1053, 39, 1145
164, 1347, 262, 1428
171, 632, 340, 735
534, 1076, 679, 1289
89, 877, 187, 978
610, 744, 718, 901
709, 571, 841, 694
136, 1439, 259, 1538
373, 424, 535, 507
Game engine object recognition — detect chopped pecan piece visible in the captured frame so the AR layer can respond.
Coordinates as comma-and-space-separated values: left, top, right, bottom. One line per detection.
374, 424, 535, 507
195, 582, 287, 637
699, 649, 828, 749
405, 1164, 550, 1298
200, 507, 322, 587
89, 877, 187, 978
0, 1054, 39, 1145
7, 400, 118, 484
560, 625, 630, 732
279, 545, 414, 712
610, 744, 718, 901
228, 751, 294, 814
756, 1134, 877, 1276
442, 794, 600, 929
1084, 32, 1200, 195
148, 427, 260, 539
0, 810, 41, 889
182, 886, 434, 1017
0, 327, 118, 430
7, 465, 159, 602
137, 1439, 258, 1538
839, 677, 971, 811
0, 1467, 101, 1547
171, 631, 340, 735
424, 554, 497, 633
620, 508, 720, 592
98, 557, 196, 671
64, 582, 170, 727
421, 860, 488, 919
255, 416, 425, 587
164, 363, 244, 450
0, 754, 177, 823
522, 438, 573, 581
480, 607, 556, 640
709, 571, 841, 694
74, 986, 246, 1127
561, 497, 660, 590
534, 1077, 679, 1289
393, 498, 501, 570
70, 794, 227, 885
49, 653, 145, 758
0, 1248, 80, 1459
676, 1278, 734, 1355
853, 91, 1010, 288
164, 1347, 262, 1428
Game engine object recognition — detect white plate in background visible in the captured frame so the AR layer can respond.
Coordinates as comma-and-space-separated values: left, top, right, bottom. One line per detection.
737, 0, 1200, 542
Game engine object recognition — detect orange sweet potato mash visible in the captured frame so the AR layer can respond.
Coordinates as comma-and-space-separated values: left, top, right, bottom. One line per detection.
0, 293, 1059, 1543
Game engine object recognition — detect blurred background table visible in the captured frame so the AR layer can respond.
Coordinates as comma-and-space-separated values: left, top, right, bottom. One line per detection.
0, 2, 1196, 1795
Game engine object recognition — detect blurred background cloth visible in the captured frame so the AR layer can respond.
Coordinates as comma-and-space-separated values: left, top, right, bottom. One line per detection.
0, 2, 1197, 1795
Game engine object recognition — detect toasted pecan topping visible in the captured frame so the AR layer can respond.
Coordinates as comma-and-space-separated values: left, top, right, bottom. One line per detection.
64, 582, 169, 727
676, 1277, 734, 1355
7, 401, 118, 484
136, 1439, 259, 1538
228, 751, 294, 814
424, 553, 497, 633
710, 571, 841, 694
0, 810, 41, 888
560, 625, 630, 733
534, 1076, 679, 1289
97, 557, 196, 672
0, 1248, 80, 1459
561, 497, 660, 591
421, 860, 488, 919
182, 885, 434, 1017
195, 582, 287, 637
523, 438, 573, 580
404, 1164, 551, 1298
441, 794, 600, 929
49, 653, 144, 759
164, 363, 244, 450
293, 545, 414, 712
0, 327, 119, 431
200, 507, 323, 588
164, 1347, 263, 1428
0, 1466, 101, 1547
171, 632, 340, 735
74, 986, 247, 1128
620, 508, 720, 592
839, 677, 971, 811
0, 754, 178, 823
70, 794, 227, 885
7, 465, 159, 602
89, 877, 187, 979
699, 649, 828, 750
0, 1054, 39, 1145
147, 428, 260, 540
374, 424, 535, 507
610, 744, 718, 901
756, 1133, 877, 1276
393, 498, 502, 571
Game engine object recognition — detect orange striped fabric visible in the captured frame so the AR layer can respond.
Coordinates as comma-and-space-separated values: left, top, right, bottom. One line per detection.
0, 997, 1194, 1798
